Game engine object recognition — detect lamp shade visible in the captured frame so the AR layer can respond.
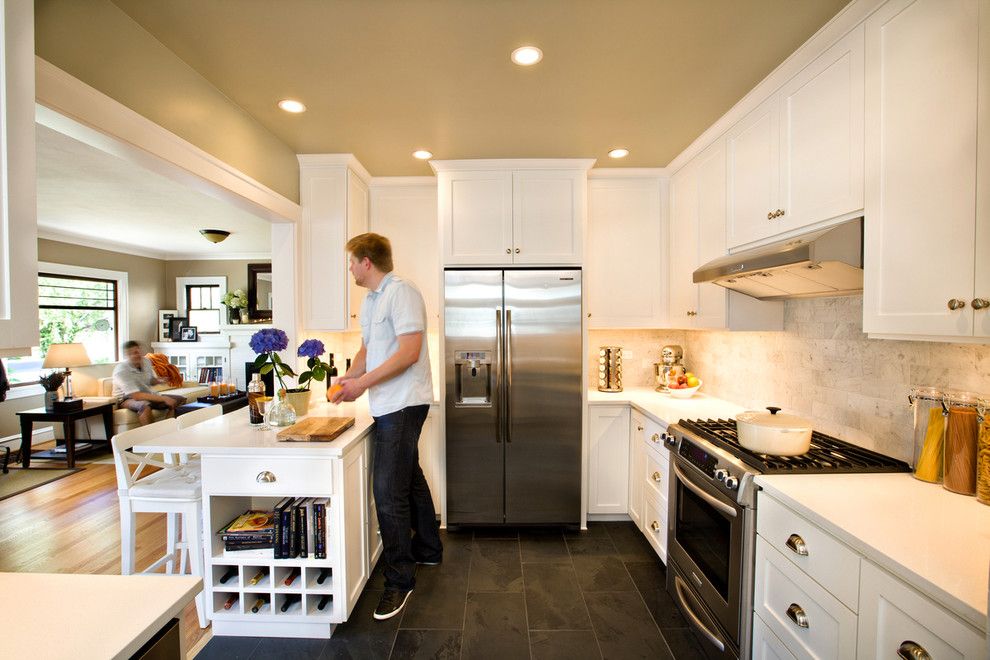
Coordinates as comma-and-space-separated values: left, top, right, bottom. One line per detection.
42, 343, 92, 369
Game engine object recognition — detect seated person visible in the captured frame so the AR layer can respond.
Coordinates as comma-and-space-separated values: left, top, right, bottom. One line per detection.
112, 340, 186, 426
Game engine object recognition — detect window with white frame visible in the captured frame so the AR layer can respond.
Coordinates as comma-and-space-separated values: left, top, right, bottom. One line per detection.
186, 284, 222, 334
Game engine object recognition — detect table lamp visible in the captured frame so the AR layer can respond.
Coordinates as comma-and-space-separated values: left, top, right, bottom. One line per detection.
42, 343, 91, 407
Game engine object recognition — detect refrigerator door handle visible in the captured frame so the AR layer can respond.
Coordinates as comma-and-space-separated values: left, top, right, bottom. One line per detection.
505, 308, 512, 443
494, 309, 502, 443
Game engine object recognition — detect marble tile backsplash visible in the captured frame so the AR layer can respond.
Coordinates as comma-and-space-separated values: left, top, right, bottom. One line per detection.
587, 329, 688, 390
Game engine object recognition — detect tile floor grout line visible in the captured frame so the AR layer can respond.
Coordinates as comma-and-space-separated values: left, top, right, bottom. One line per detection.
457, 531, 474, 660
516, 537, 535, 660
566, 527, 606, 660
611, 530, 679, 660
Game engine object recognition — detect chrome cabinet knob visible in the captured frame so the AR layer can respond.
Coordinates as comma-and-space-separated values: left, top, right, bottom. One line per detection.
785, 533, 809, 556
897, 640, 931, 660
972, 298, 989, 310
777, 209, 785, 218
651, 471, 662, 482
767, 211, 774, 220
651, 433, 660, 443
786, 603, 809, 629
506, 248, 511, 254
256, 471, 276, 483
947, 298, 966, 310
650, 520, 660, 532
350, 314, 357, 318
515, 248, 521, 254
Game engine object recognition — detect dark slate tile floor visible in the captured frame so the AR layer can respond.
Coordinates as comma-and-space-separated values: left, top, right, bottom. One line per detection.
197, 522, 706, 659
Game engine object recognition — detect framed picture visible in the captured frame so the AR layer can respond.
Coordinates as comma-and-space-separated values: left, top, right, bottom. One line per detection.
178, 325, 199, 342
168, 316, 189, 341
158, 309, 178, 342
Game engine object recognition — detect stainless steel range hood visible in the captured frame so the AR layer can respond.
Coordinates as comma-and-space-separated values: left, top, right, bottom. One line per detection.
693, 218, 863, 300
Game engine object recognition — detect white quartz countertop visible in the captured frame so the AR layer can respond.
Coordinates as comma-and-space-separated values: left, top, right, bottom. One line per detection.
755, 473, 990, 632
588, 386, 745, 426
131, 400, 375, 456
1, 573, 200, 659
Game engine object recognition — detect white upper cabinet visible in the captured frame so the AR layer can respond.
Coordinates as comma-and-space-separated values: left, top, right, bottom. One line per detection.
587, 175, 666, 328
863, 0, 983, 337
435, 160, 593, 266
726, 25, 865, 250
298, 155, 371, 332
0, 0, 38, 354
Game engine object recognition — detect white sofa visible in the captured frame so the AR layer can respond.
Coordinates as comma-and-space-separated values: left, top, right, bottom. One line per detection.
55, 362, 210, 440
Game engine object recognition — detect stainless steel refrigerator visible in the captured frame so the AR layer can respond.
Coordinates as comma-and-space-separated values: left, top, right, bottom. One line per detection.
444, 268, 582, 526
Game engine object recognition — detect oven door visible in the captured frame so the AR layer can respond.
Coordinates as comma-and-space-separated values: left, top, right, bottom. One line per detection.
667, 455, 746, 647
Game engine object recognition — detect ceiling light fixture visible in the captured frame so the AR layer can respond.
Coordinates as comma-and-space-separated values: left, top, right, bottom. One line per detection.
511, 46, 543, 66
200, 229, 231, 244
608, 148, 630, 159
413, 150, 433, 160
277, 99, 306, 113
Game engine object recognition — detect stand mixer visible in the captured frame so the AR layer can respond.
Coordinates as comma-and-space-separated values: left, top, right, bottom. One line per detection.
653, 345, 685, 392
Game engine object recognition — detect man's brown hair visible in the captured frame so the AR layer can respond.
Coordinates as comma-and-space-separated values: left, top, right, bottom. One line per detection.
346, 232, 394, 273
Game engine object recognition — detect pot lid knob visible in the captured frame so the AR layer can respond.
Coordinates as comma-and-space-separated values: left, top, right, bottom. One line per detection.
766, 406, 781, 415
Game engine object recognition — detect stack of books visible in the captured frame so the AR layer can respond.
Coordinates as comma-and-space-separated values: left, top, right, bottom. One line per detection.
274, 497, 330, 560
219, 510, 275, 555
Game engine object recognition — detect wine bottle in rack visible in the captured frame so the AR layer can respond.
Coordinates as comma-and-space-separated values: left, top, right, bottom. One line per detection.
316, 568, 330, 585
317, 595, 332, 611
223, 594, 238, 610
283, 568, 300, 586
251, 595, 269, 613
280, 594, 301, 612
219, 567, 237, 584
248, 568, 267, 586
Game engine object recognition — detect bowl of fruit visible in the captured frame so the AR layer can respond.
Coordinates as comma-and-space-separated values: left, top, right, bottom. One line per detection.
667, 371, 702, 398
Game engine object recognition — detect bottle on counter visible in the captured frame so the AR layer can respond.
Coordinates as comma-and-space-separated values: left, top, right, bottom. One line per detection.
247, 373, 266, 426
326, 354, 341, 402
976, 397, 990, 506
943, 391, 981, 496
909, 386, 946, 483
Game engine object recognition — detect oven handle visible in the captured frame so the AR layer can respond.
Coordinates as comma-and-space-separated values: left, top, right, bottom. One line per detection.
673, 463, 738, 518
674, 574, 726, 653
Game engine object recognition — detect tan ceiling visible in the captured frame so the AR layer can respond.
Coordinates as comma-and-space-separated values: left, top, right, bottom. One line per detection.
110, 0, 849, 176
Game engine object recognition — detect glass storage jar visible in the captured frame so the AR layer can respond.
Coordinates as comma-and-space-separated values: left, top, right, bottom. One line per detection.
909, 386, 946, 483
976, 397, 990, 506
942, 390, 981, 496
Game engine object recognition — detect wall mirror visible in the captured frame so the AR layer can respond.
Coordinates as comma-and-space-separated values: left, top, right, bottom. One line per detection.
248, 263, 273, 321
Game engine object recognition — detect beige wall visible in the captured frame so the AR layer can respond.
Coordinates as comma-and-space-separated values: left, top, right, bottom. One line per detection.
35, 0, 299, 202
164, 260, 270, 306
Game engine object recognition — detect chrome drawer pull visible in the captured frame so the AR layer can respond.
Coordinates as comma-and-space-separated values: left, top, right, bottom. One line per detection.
785, 533, 808, 556
897, 641, 931, 660
786, 603, 809, 629
256, 471, 277, 483
651, 433, 660, 443
651, 471, 662, 482
650, 520, 660, 532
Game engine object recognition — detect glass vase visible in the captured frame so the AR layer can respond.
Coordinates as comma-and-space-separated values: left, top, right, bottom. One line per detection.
265, 392, 297, 428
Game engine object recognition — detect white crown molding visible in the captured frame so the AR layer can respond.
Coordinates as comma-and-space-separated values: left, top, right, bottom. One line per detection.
38, 227, 168, 260
369, 176, 437, 188
296, 153, 372, 183
162, 252, 274, 261
429, 158, 597, 173
588, 168, 668, 179
665, 0, 885, 174
35, 57, 301, 224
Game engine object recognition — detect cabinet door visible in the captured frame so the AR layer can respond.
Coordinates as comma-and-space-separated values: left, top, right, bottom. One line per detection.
779, 24, 865, 233
588, 406, 630, 514
857, 560, 985, 659
418, 406, 442, 514
300, 166, 349, 330
343, 444, 370, 615
668, 163, 700, 328
587, 178, 664, 327
752, 615, 798, 660
863, 0, 979, 336
628, 410, 646, 529
346, 171, 369, 331
727, 95, 779, 249
975, 2, 990, 338
512, 170, 584, 264
693, 140, 729, 330
441, 170, 512, 265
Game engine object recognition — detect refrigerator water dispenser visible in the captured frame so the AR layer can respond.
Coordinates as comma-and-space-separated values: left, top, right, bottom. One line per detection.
453, 350, 493, 406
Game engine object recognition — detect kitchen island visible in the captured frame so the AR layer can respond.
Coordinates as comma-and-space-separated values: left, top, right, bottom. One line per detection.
131, 401, 378, 639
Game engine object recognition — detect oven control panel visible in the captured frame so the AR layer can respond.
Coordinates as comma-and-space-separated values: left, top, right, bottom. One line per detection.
678, 442, 719, 479
674, 434, 746, 492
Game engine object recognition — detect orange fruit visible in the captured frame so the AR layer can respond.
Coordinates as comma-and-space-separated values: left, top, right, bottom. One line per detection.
327, 383, 344, 402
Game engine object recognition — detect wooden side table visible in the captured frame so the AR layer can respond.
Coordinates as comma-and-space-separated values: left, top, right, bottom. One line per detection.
16, 402, 115, 469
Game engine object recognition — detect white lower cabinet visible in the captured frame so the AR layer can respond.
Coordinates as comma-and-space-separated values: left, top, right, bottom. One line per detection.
752, 614, 798, 660
642, 484, 667, 562
628, 410, 647, 529
588, 405, 630, 514
857, 561, 985, 660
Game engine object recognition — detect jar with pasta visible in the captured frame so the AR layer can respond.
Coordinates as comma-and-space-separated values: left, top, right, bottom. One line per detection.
909, 386, 945, 483
976, 396, 990, 506
942, 391, 981, 496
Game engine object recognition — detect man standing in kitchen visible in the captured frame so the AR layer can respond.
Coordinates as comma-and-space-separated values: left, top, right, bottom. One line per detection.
331, 232, 442, 621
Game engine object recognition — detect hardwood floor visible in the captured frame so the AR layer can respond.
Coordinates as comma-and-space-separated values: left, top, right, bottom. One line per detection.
0, 462, 209, 654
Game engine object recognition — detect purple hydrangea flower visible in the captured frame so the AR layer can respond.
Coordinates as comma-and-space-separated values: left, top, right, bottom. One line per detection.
297, 339, 326, 359
249, 328, 289, 354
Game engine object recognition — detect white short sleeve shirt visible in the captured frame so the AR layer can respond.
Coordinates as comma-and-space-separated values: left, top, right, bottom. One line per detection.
360, 273, 433, 417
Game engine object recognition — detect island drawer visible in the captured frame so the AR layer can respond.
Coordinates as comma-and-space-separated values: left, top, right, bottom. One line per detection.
202, 456, 334, 496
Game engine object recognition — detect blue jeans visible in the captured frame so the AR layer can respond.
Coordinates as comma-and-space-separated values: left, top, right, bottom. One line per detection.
372, 404, 442, 591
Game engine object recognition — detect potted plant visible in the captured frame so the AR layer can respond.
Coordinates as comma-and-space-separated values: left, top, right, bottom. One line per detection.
39, 371, 66, 411
249, 328, 297, 426
221, 289, 249, 324
281, 339, 334, 416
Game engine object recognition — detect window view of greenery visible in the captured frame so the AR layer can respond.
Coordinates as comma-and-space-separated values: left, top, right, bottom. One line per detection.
3, 274, 118, 386
187, 284, 221, 334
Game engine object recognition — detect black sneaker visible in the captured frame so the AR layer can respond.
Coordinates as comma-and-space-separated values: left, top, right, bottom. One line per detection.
374, 589, 412, 620
415, 556, 442, 566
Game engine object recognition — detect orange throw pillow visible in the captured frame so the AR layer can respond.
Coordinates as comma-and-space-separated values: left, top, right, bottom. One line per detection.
146, 353, 184, 388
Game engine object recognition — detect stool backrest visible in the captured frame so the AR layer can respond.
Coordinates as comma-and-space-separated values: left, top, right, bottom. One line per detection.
177, 404, 222, 430
111, 418, 179, 491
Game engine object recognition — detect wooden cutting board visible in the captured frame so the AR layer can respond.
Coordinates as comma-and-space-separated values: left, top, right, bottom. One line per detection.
277, 416, 355, 442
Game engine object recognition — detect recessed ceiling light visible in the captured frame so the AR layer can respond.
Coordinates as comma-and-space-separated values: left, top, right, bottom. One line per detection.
511, 46, 543, 66
608, 148, 630, 159
277, 99, 306, 113
413, 150, 433, 160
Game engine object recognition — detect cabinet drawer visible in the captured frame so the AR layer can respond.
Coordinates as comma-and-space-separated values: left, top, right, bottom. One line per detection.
755, 537, 857, 660
202, 455, 334, 496
857, 560, 985, 659
757, 493, 860, 610
752, 614, 798, 660
644, 446, 669, 501
643, 417, 667, 450
642, 488, 667, 562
